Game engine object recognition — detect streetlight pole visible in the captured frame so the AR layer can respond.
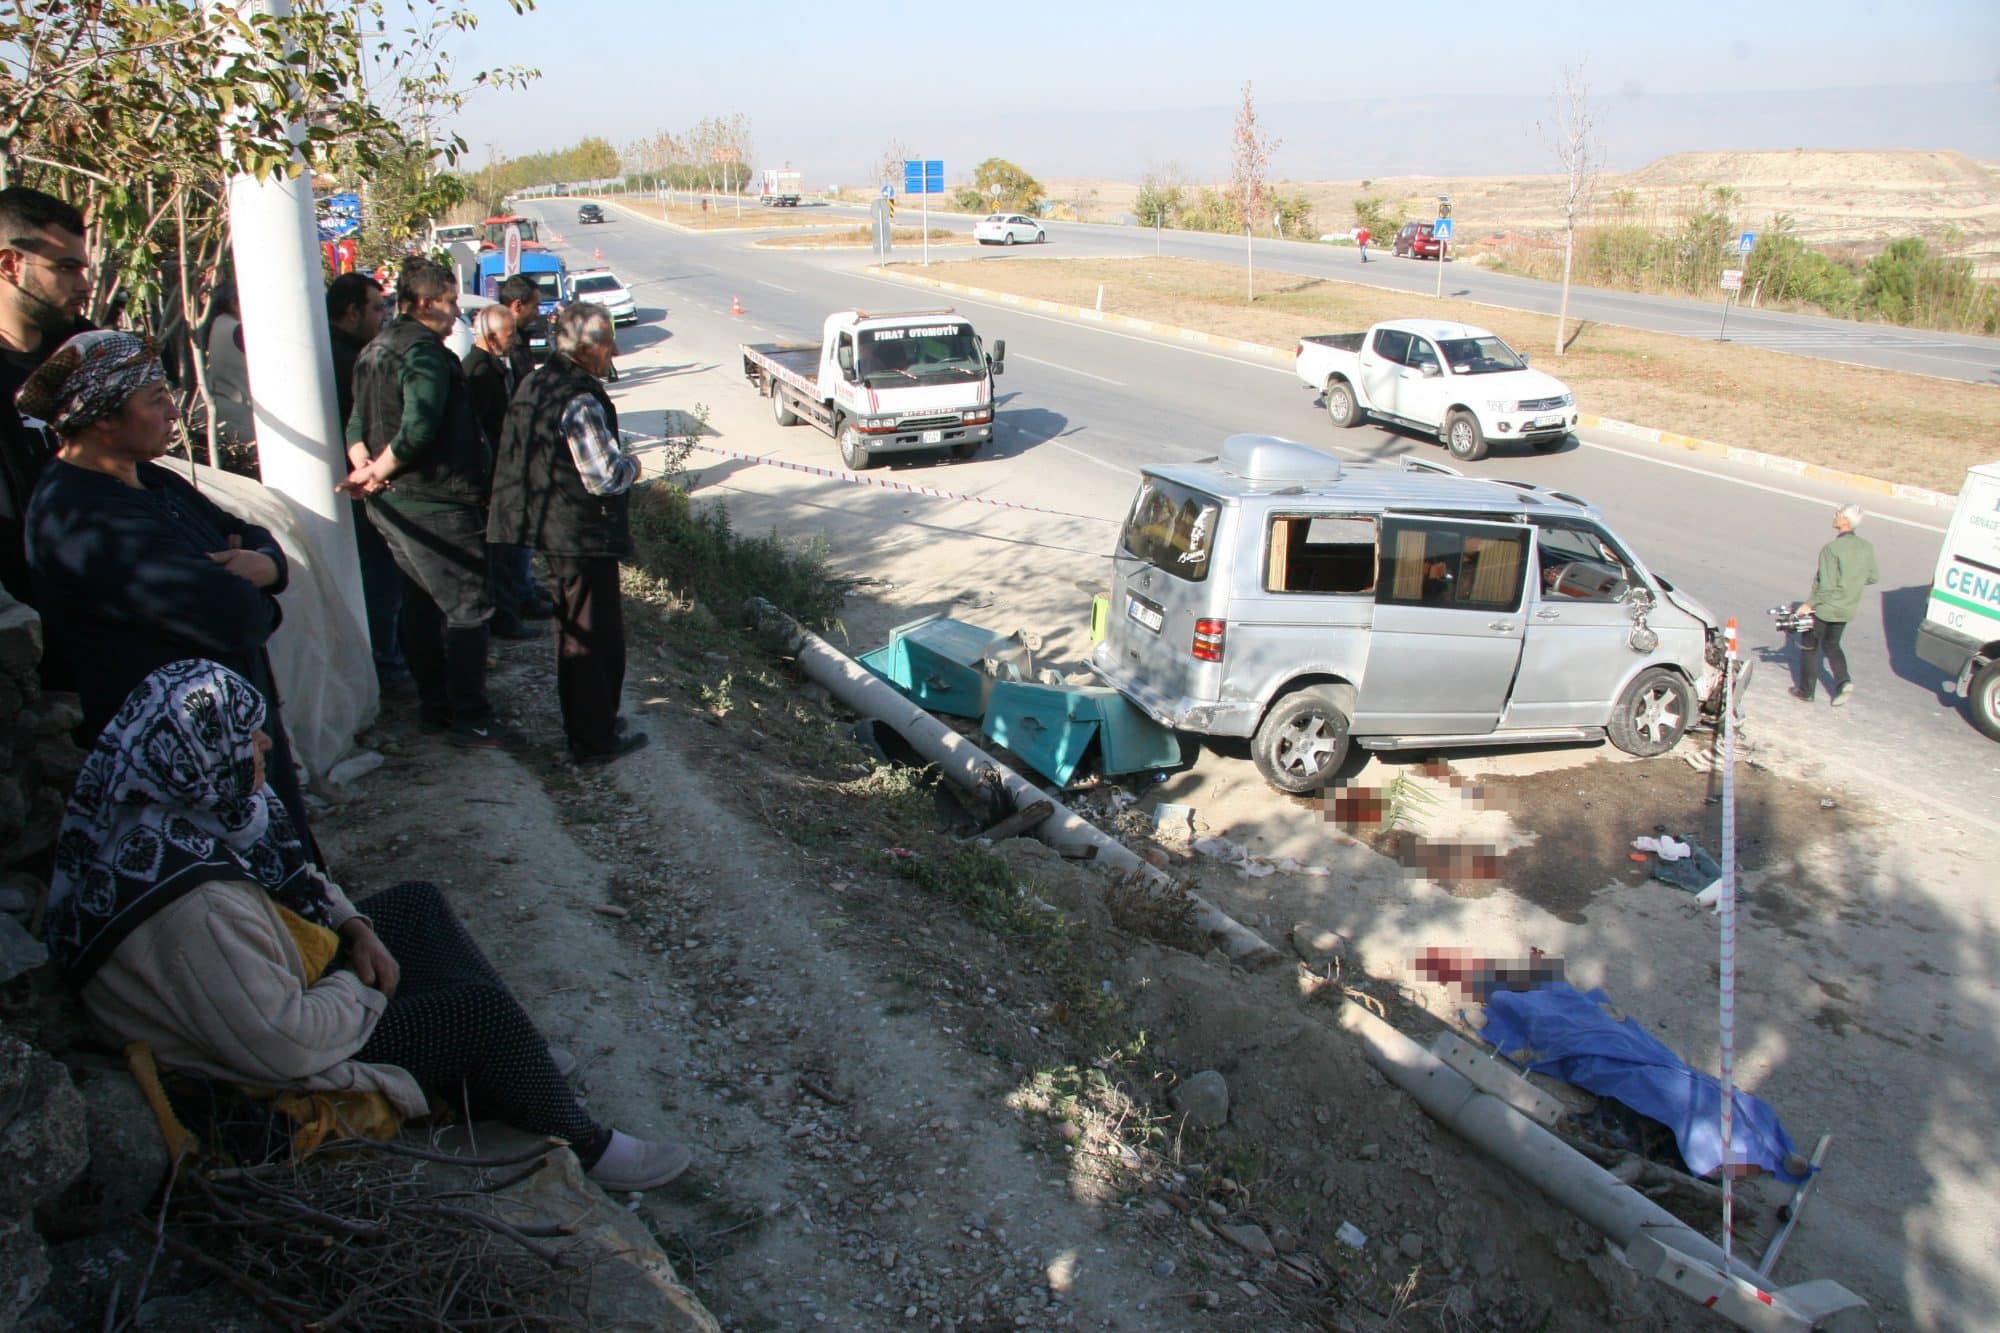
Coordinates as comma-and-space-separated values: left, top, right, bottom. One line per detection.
205, 0, 368, 676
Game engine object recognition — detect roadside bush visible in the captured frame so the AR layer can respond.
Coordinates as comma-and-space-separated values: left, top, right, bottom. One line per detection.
1351, 195, 1406, 240
626, 483, 847, 629
1270, 188, 1316, 239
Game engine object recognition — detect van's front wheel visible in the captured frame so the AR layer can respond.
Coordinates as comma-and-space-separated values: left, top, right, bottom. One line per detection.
1608, 667, 1693, 757
1252, 688, 1351, 793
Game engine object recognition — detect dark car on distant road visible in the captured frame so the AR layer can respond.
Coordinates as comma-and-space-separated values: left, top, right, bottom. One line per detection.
1394, 220, 1443, 259
577, 202, 605, 224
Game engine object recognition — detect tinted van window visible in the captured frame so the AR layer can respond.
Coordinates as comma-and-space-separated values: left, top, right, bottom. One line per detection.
1121, 478, 1221, 583
1377, 517, 1528, 612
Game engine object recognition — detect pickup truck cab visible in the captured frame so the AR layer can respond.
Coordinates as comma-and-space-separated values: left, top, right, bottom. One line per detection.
1915, 460, 2000, 740
1295, 320, 1579, 461
743, 310, 1005, 469
1090, 435, 1731, 792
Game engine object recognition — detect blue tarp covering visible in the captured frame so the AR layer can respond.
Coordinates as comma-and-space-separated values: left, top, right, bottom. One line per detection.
1480, 983, 1808, 1184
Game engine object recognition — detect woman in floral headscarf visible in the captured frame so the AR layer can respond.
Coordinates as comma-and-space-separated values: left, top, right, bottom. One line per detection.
55, 659, 695, 1192
18, 329, 319, 862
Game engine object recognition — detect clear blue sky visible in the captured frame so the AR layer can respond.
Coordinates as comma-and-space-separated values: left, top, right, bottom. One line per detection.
444, 0, 2000, 180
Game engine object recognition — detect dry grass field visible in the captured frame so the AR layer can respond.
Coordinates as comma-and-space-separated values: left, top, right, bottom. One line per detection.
898, 255, 1997, 492
1047, 150, 2000, 277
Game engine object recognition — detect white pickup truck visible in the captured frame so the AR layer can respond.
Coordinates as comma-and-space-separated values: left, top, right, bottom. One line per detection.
1294, 319, 1579, 461
743, 309, 1006, 469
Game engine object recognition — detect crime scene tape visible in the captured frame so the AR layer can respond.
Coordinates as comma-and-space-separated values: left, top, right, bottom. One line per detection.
619, 432, 1114, 522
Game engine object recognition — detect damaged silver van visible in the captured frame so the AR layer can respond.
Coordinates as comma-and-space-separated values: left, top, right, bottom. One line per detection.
1089, 435, 1734, 792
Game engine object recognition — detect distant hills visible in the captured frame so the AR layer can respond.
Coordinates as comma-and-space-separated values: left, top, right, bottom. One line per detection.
770, 82, 2000, 187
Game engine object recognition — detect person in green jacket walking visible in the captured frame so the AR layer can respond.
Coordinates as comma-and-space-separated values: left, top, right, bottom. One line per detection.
1792, 503, 1879, 707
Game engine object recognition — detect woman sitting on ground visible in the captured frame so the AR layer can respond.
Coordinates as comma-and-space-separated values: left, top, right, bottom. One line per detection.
46, 659, 691, 1192
18, 329, 319, 862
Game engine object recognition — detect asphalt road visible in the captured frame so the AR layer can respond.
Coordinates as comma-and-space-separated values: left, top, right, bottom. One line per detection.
543, 200, 2000, 818
670, 192, 2000, 385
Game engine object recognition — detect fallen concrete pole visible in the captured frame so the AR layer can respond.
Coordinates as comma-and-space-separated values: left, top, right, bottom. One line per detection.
746, 599, 1281, 966
1335, 1000, 1868, 1330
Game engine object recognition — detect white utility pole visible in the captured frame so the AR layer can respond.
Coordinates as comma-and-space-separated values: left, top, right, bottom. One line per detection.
207, 0, 370, 685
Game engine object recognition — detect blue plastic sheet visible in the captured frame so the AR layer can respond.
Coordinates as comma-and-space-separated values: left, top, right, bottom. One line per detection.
1479, 983, 1808, 1183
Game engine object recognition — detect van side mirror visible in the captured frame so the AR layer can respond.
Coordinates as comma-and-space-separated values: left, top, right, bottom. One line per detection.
1520, 352, 1531, 366
990, 339, 1005, 374
836, 343, 854, 376
1420, 362, 1442, 379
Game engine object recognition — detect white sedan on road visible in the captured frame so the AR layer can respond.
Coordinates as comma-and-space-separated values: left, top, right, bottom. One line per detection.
571, 268, 639, 324
974, 213, 1047, 246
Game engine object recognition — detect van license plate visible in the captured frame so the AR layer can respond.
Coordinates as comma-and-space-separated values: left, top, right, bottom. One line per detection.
921, 429, 943, 444
1126, 595, 1164, 633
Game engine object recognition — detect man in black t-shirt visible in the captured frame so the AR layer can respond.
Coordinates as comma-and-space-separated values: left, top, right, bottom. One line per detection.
0, 187, 94, 604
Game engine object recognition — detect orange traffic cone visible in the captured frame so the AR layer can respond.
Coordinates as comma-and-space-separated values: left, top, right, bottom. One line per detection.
731, 294, 743, 316
592, 246, 603, 261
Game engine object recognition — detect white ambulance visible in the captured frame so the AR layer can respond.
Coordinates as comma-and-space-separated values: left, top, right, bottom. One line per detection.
1915, 461, 2000, 740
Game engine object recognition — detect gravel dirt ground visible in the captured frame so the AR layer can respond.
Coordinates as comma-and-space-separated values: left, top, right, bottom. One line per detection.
310, 579, 1709, 1331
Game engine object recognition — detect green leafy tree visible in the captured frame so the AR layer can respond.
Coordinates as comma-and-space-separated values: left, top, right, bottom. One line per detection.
966, 158, 1044, 214
0, 0, 537, 459
1135, 167, 1186, 228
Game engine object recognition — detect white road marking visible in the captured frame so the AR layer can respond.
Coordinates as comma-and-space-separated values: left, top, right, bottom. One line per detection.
757, 280, 797, 294
1575, 439, 1948, 533
1013, 353, 1126, 386
995, 422, 1136, 479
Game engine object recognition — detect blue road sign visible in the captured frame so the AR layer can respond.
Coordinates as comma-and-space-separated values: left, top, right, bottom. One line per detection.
881, 184, 895, 198
1432, 217, 1453, 241
1738, 231, 1756, 254
904, 158, 947, 196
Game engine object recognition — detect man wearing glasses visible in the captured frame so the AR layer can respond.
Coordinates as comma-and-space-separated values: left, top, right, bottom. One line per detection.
1, 186, 94, 604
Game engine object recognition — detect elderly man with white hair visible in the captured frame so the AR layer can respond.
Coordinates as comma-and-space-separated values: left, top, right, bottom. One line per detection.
1792, 502, 1879, 707
487, 301, 647, 765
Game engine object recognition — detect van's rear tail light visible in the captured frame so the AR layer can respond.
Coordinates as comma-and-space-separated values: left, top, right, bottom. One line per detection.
1294, 341, 1303, 360
1192, 618, 1226, 662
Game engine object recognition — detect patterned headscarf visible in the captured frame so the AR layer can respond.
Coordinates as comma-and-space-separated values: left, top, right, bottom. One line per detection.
14, 329, 166, 437
45, 659, 338, 984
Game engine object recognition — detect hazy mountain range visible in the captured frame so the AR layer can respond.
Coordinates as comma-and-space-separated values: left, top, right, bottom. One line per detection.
750, 81, 1999, 185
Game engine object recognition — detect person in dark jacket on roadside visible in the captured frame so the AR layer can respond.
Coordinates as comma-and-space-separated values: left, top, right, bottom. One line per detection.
488, 302, 646, 765
339, 259, 520, 750
326, 272, 407, 686
464, 303, 545, 641
0, 186, 94, 608
495, 274, 542, 383
20, 330, 322, 863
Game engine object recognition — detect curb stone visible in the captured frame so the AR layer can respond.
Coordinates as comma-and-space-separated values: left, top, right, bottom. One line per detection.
863, 266, 1959, 511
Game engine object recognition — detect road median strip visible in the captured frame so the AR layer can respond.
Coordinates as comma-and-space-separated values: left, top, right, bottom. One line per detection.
865, 265, 1959, 510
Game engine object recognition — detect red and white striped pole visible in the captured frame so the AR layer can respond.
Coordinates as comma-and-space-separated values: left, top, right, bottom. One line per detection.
1719, 617, 1740, 1266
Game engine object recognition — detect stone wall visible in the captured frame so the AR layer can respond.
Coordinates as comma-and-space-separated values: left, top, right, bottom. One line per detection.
0, 588, 97, 1324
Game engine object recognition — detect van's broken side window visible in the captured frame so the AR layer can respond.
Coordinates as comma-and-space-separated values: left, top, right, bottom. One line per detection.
1265, 515, 1376, 594
1121, 478, 1221, 583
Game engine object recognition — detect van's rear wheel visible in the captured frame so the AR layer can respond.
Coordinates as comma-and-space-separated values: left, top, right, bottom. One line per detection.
771, 384, 799, 427
836, 414, 875, 470
1252, 687, 1351, 793
1968, 659, 2000, 742
1608, 667, 1693, 757
1325, 378, 1361, 428
1445, 410, 1489, 462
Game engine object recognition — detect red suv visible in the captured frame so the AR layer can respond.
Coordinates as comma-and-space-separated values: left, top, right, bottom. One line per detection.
1393, 221, 1443, 260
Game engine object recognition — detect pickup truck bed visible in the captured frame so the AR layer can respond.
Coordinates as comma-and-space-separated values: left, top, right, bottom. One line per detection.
1300, 332, 1365, 354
